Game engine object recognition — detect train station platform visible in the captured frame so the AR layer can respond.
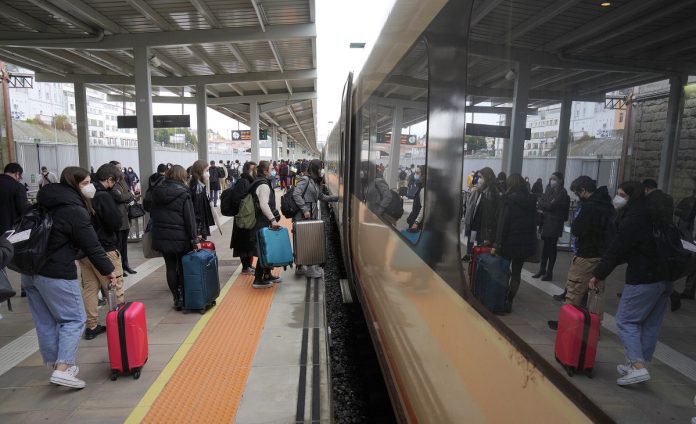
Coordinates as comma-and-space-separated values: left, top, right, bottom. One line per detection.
0, 205, 330, 423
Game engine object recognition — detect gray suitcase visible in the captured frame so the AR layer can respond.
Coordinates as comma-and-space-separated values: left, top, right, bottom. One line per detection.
293, 220, 326, 265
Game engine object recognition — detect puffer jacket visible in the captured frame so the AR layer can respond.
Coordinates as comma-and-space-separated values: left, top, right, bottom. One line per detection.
292, 175, 338, 221
495, 190, 537, 259
36, 183, 114, 279
571, 186, 616, 258
90, 182, 122, 252
539, 185, 570, 238
110, 178, 134, 231
150, 179, 197, 254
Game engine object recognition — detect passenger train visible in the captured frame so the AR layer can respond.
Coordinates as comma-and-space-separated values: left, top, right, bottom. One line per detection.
321, 0, 688, 422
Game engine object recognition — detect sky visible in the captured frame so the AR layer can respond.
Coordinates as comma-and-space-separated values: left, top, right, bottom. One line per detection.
153, 0, 397, 144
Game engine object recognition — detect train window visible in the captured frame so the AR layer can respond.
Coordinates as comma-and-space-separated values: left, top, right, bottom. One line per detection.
358, 104, 371, 202
363, 38, 429, 243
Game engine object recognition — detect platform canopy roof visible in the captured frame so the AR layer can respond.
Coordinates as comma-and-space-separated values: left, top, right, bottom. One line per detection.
371, 0, 696, 113
0, 0, 318, 154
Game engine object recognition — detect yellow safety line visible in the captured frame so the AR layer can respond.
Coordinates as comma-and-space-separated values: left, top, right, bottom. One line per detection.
124, 264, 242, 424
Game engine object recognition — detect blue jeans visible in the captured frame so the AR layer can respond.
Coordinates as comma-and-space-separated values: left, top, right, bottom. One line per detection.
21, 274, 86, 366
615, 281, 672, 364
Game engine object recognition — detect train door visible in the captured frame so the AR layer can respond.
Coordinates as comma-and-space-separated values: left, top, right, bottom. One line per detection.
340, 72, 354, 280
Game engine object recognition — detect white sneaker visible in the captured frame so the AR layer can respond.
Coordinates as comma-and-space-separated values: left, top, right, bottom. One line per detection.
66, 365, 79, 377
50, 369, 86, 389
616, 363, 631, 376
616, 367, 650, 386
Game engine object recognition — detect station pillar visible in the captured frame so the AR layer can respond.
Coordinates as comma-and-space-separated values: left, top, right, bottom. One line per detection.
134, 46, 154, 192
196, 83, 208, 163
271, 125, 278, 162
388, 105, 403, 188
74, 82, 90, 171
555, 99, 572, 175
250, 101, 260, 163
500, 112, 512, 175
506, 57, 531, 176
281, 133, 288, 160
658, 74, 686, 192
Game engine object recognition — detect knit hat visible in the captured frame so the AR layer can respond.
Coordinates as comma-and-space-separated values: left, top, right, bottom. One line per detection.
552, 171, 564, 182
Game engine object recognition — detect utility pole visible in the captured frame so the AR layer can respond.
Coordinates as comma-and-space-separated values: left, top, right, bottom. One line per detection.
0, 62, 16, 165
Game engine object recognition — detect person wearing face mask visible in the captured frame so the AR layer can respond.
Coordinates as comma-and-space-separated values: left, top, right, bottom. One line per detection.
230, 161, 258, 275
406, 165, 426, 232
292, 159, 338, 277
126, 167, 140, 194
547, 176, 615, 330
464, 167, 501, 253
23, 166, 117, 389
589, 181, 670, 386
39, 166, 58, 188
189, 160, 215, 240
77, 164, 125, 340
532, 172, 570, 281
107, 161, 136, 276
249, 161, 283, 289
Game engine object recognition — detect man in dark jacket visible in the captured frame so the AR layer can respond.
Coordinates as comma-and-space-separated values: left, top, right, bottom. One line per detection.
643, 178, 674, 226
108, 161, 136, 275
549, 177, 615, 329
0, 162, 29, 234
78, 164, 125, 339
143, 164, 167, 212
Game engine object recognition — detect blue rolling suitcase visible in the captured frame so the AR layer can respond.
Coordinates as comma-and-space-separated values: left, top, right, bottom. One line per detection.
182, 249, 220, 313
474, 253, 510, 314
257, 227, 294, 268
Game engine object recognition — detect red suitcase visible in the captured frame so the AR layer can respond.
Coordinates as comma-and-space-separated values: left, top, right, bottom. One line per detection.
554, 304, 600, 377
468, 246, 493, 295
106, 301, 148, 380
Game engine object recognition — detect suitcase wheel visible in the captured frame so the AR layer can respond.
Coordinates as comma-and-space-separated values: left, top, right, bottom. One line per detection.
110, 371, 119, 381
199, 309, 206, 315
584, 369, 593, 378
565, 367, 574, 377
212, 300, 217, 306
133, 369, 141, 380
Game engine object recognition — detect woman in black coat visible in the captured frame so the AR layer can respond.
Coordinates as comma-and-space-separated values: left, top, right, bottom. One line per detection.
189, 160, 215, 239
150, 165, 199, 310
230, 161, 257, 275
533, 171, 570, 281
495, 174, 537, 312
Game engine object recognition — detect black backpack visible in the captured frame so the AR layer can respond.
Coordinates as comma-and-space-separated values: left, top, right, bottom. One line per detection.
379, 187, 404, 221
654, 221, 691, 282
280, 182, 309, 219
220, 179, 249, 217
230, 165, 241, 179
8, 206, 54, 275
143, 177, 164, 212
399, 170, 407, 180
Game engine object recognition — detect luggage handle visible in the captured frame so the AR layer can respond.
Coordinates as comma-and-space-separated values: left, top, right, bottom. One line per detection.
107, 282, 118, 312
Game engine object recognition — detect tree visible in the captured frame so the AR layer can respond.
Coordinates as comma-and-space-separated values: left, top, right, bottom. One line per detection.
52, 115, 72, 132
465, 135, 487, 153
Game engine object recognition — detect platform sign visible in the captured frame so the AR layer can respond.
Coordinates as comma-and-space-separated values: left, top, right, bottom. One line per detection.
466, 123, 531, 140
231, 129, 269, 141
117, 115, 190, 129
377, 134, 418, 144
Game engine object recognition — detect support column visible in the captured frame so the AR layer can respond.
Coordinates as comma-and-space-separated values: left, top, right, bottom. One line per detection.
134, 46, 154, 192
281, 133, 288, 160
555, 99, 573, 175
250, 101, 259, 163
74, 82, 90, 170
500, 112, 512, 173
506, 57, 531, 175
1, 62, 16, 164
387, 106, 403, 188
271, 125, 278, 162
196, 83, 208, 163
659, 74, 686, 192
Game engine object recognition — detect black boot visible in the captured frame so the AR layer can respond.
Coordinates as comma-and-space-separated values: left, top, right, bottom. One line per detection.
681, 291, 695, 300
553, 290, 566, 301
531, 269, 545, 279
671, 292, 682, 312
541, 272, 553, 282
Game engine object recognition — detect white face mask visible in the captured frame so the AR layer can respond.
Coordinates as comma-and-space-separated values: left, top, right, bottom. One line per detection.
81, 184, 96, 199
204, 171, 210, 179
549, 179, 558, 187
612, 195, 628, 209
320, 169, 325, 177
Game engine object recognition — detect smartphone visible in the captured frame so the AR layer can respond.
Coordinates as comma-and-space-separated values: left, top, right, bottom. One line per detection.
2, 230, 14, 240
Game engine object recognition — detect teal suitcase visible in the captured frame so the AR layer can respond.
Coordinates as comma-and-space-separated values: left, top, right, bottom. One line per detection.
257, 227, 294, 268
182, 249, 220, 313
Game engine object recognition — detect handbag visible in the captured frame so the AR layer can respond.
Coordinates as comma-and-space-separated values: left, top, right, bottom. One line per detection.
141, 221, 162, 259
526, 236, 542, 264
128, 202, 146, 220
0, 269, 16, 312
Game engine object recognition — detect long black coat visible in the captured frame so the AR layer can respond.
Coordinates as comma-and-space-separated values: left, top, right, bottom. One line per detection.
0, 174, 29, 233
110, 178, 134, 231
91, 182, 122, 252
495, 191, 537, 259
150, 179, 197, 254
37, 183, 114, 279
538, 185, 570, 238
230, 174, 256, 257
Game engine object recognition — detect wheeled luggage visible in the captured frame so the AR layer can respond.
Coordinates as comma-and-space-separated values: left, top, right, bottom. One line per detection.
106, 301, 148, 380
473, 253, 510, 313
294, 220, 326, 266
467, 246, 493, 293
257, 227, 294, 268
554, 304, 600, 377
182, 249, 220, 313
400, 228, 420, 244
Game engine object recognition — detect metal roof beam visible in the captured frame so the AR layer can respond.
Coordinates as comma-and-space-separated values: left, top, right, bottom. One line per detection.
124, 0, 176, 31
150, 50, 188, 76
0, 23, 317, 50
34, 48, 104, 74
260, 100, 304, 113
49, 0, 126, 34
36, 68, 317, 86
544, 0, 666, 51
25, 0, 96, 34
228, 84, 244, 96
227, 44, 252, 71
257, 82, 269, 94
0, 4, 59, 33
186, 45, 224, 74
288, 106, 311, 147
504, 0, 583, 41
250, 0, 266, 32
107, 91, 316, 105
190, 0, 221, 28
471, 0, 505, 26
285, 80, 293, 95
607, 17, 696, 57
0, 50, 67, 75
69, 50, 132, 75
